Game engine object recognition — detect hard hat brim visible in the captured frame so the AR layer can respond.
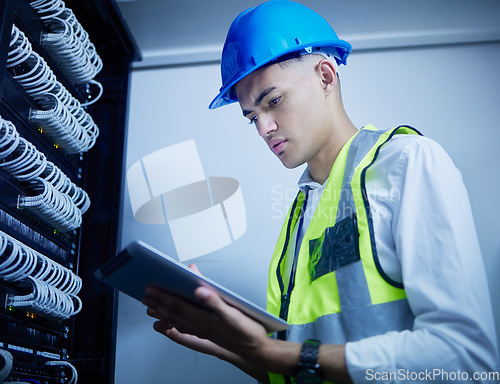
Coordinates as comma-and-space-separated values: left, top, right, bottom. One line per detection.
208, 40, 352, 110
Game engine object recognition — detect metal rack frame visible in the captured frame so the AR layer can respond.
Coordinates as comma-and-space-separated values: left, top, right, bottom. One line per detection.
0, 0, 139, 382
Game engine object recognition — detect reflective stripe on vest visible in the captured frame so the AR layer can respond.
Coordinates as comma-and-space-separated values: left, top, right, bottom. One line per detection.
267, 125, 421, 384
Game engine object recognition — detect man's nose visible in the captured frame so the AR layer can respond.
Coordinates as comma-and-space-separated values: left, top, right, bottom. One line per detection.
257, 115, 277, 138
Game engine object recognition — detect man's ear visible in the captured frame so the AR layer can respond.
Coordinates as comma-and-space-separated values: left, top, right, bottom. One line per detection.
317, 59, 337, 94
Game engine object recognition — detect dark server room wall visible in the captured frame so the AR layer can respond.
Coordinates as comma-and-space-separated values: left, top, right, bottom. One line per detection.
0, 0, 138, 383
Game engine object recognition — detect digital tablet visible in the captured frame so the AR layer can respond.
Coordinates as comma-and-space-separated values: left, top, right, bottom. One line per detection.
94, 240, 289, 333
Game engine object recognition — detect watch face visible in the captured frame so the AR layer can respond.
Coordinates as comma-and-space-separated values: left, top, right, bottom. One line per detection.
294, 369, 323, 384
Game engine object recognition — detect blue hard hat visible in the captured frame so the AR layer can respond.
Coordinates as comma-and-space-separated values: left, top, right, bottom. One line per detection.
209, 0, 352, 109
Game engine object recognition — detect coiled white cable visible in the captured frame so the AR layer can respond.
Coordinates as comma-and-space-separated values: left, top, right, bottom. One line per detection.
0, 349, 13, 382
0, 115, 91, 229
6, 26, 33, 68
45, 360, 78, 384
30, 94, 94, 153
30, 0, 65, 20
20, 177, 83, 232
41, 161, 90, 214
0, 116, 90, 225
0, 231, 82, 295
0, 231, 83, 321
31, 0, 103, 110
41, 12, 103, 84
7, 276, 82, 321
7, 24, 99, 154
0, 137, 47, 182
0, 119, 20, 160
81, 80, 103, 107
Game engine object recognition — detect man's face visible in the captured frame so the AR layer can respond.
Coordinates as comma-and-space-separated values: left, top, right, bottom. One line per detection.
235, 58, 331, 169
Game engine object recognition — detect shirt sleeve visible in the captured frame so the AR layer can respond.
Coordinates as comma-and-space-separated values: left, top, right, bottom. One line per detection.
345, 135, 499, 383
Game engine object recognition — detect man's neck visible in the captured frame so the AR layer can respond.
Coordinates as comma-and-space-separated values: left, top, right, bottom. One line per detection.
308, 123, 358, 184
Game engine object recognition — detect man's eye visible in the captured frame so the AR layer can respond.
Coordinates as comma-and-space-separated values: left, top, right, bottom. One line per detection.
248, 116, 257, 125
269, 96, 281, 106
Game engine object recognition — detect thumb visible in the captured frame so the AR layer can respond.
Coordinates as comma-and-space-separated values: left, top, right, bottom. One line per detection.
195, 286, 226, 312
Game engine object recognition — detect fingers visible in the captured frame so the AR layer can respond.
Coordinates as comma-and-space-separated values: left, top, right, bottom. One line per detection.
149, 314, 229, 359
144, 285, 217, 315
153, 319, 173, 334
143, 285, 265, 348
189, 263, 202, 275
146, 305, 157, 318
194, 286, 226, 314
144, 285, 241, 334
142, 285, 272, 363
146, 304, 166, 321
143, 287, 211, 335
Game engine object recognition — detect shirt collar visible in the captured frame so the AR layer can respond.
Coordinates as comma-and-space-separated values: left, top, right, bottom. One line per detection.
298, 166, 327, 193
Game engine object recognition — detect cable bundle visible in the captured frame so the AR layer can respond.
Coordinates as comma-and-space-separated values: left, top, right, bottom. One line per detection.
0, 116, 90, 232
28, 0, 65, 18
30, 94, 97, 152
43, 161, 90, 214
0, 358, 79, 384
0, 231, 82, 321
0, 133, 47, 182
0, 349, 13, 382
19, 178, 83, 232
45, 360, 78, 384
7, 276, 82, 321
0, 231, 82, 294
7, 24, 99, 154
31, 0, 103, 87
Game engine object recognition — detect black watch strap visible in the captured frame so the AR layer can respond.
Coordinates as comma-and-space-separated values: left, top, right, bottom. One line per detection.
300, 339, 321, 366
293, 339, 323, 383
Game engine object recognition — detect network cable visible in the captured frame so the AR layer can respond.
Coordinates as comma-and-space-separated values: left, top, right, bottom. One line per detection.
0, 230, 82, 321
7, 25, 99, 154
0, 349, 13, 382
45, 360, 78, 383
6, 276, 82, 321
0, 357, 78, 384
31, 0, 103, 88
0, 115, 90, 231
0, 231, 82, 295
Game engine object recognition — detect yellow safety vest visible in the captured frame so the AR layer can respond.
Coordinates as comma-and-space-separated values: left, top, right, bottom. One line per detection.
267, 125, 421, 384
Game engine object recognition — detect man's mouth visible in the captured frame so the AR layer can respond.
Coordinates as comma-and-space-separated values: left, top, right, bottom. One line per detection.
270, 139, 286, 155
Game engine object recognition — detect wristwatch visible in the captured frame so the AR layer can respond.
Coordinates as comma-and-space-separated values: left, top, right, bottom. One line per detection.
292, 339, 323, 384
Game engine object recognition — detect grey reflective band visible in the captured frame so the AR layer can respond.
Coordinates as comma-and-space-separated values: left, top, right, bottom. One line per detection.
359, 126, 423, 288
285, 298, 414, 344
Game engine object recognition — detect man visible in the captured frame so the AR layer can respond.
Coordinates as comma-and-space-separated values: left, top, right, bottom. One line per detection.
143, 1, 499, 383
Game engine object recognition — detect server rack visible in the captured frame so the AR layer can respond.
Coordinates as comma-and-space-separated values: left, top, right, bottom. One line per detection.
0, 0, 138, 382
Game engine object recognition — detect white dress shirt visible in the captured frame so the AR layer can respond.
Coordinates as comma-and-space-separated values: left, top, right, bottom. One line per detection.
297, 133, 499, 383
